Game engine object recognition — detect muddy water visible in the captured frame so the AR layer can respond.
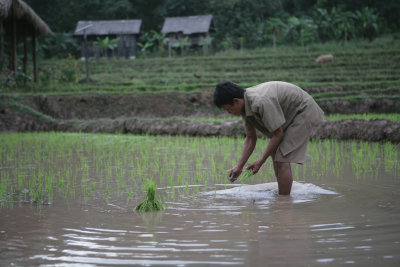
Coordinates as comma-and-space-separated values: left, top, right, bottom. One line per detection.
1, 136, 400, 266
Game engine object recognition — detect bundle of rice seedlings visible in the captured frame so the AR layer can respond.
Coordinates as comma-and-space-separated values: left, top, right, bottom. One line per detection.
136, 180, 164, 212
241, 169, 254, 183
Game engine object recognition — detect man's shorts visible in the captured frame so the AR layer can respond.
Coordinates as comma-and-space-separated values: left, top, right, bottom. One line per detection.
274, 135, 309, 164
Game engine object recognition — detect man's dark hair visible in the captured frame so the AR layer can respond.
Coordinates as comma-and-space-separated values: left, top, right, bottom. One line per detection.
213, 81, 245, 108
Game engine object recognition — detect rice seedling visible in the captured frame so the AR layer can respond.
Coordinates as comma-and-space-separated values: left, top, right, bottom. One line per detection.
239, 169, 254, 183
0, 133, 399, 208
136, 180, 164, 212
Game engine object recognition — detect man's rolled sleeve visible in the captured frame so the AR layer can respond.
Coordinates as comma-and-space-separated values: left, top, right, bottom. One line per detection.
242, 115, 255, 132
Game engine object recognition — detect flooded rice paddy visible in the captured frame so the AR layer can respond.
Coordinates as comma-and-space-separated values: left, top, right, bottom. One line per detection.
0, 133, 399, 266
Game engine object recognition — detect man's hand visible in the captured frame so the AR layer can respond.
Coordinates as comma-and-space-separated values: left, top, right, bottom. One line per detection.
246, 127, 283, 175
247, 159, 263, 174
228, 166, 242, 182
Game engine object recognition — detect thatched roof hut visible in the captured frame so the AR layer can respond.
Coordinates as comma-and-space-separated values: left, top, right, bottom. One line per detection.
74, 20, 142, 58
0, 0, 53, 36
161, 15, 214, 56
0, 0, 53, 81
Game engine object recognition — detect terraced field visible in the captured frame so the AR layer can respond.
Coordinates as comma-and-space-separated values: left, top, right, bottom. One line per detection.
82, 40, 400, 97
1, 37, 399, 141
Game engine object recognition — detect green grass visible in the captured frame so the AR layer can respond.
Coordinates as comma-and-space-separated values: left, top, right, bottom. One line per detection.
3, 36, 399, 97
324, 113, 400, 121
152, 114, 400, 123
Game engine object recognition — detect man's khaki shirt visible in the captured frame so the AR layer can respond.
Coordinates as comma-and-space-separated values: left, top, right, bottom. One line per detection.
242, 81, 324, 157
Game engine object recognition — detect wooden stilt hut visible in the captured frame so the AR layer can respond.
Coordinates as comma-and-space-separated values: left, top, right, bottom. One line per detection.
161, 15, 214, 56
0, 0, 53, 82
74, 20, 142, 59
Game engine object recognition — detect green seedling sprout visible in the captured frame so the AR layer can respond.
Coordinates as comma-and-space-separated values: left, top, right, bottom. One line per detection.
229, 168, 254, 183
136, 180, 164, 212
241, 169, 254, 183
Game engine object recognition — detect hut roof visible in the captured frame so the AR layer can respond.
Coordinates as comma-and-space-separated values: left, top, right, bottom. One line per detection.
0, 0, 53, 36
161, 15, 213, 35
74, 20, 142, 36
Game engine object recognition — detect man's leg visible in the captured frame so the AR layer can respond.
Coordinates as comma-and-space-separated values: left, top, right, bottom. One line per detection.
271, 154, 293, 195
272, 162, 293, 195
276, 162, 293, 195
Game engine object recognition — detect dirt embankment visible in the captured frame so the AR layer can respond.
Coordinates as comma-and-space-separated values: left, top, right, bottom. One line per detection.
22, 92, 218, 119
318, 98, 400, 114
1, 92, 400, 142
55, 118, 400, 142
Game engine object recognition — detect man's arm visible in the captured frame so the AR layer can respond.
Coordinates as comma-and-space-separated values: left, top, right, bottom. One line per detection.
229, 127, 257, 181
247, 127, 284, 174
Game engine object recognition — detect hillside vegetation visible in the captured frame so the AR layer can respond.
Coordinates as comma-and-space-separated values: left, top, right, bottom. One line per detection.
7, 37, 399, 97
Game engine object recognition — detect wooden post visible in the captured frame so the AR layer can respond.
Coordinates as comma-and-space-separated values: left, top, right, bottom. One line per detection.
11, 16, 17, 73
0, 21, 4, 61
75, 24, 93, 82
84, 30, 90, 83
32, 32, 38, 82
23, 33, 28, 75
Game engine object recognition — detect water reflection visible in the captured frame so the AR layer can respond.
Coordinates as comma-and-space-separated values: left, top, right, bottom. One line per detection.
1, 184, 400, 266
1, 134, 399, 266
232, 197, 312, 265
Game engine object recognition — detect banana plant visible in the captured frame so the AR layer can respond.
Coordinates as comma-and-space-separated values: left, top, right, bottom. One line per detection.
353, 7, 379, 41
172, 36, 189, 56
336, 11, 355, 43
266, 17, 285, 48
284, 16, 317, 46
137, 41, 153, 58
149, 30, 168, 52
199, 37, 213, 55
93, 36, 120, 57
315, 8, 354, 42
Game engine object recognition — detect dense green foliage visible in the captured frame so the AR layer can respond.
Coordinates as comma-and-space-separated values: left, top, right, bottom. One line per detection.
22, 0, 400, 55
26, 0, 399, 34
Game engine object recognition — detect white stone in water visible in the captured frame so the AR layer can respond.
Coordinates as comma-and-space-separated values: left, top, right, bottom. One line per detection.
204, 181, 337, 201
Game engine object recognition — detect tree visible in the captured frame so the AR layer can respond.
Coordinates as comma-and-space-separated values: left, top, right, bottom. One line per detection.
22, 0, 397, 53
39, 33, 80, 58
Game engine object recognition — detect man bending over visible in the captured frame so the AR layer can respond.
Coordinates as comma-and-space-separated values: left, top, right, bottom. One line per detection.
213, 81, 324, 195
